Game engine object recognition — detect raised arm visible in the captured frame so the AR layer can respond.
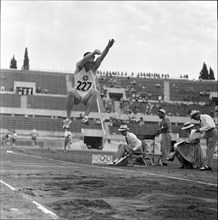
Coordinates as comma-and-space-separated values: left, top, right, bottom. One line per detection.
93, 39, 115, 71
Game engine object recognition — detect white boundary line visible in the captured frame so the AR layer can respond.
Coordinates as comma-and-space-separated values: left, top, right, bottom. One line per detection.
0, 180, 16, 191
5, 151, 218, 187
0, 179, 59, 219
5, 164, 79, 168
32, 200, 58, 219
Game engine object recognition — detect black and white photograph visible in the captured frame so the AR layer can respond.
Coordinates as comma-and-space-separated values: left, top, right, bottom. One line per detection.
1, 1, 217, 219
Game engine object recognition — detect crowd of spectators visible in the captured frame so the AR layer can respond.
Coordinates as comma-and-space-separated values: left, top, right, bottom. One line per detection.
99, 70, 216, 117
101, 91, 215, 118
36, 87, 48, 94
180, 74, 189, 79
109, 112, 141, 128
97, 70, 170, 79
171, 82, 215, 103
120, 100, 215, 117
99, 73, 165, 105
102, 97, 114, 113
2, 130, 17, 146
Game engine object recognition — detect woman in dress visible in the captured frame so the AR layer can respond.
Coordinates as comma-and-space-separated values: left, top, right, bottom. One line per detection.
167, 122, 203, 169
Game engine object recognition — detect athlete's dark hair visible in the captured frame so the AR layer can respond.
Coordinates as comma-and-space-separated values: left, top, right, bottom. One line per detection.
83, 52, 91, 57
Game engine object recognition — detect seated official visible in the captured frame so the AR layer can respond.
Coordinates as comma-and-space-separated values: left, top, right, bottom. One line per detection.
167, 122, 203, 169
112, 124, 142, 164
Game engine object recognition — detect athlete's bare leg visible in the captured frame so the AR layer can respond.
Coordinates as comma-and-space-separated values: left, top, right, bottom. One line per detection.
66, 88, 82, 119
82, 88, 99, 117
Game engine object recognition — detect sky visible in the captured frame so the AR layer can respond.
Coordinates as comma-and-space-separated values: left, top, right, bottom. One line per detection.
1, 1, 217, 80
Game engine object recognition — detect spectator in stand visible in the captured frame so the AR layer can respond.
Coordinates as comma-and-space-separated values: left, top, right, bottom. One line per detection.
2, 132, 9, 145
65, 39, 115, 128
31, 128, 39, 147
156, 109, 172, 166
190, 110, 217, 171
36, 87, 41, 93
11, 131, 17, 147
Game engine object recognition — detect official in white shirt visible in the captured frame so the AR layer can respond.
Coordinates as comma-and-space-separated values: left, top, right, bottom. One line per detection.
190, 110, 217, 171
113, 125, 142, 164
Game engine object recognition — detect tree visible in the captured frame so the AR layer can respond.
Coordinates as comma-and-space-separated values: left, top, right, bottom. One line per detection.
208, 67, 215, 80
199, 62, 209, 80
22, 47, 29, 70
10, 55, 17, 69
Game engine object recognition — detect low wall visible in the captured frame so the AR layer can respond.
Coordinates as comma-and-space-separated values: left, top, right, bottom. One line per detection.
1, 132, 215, 159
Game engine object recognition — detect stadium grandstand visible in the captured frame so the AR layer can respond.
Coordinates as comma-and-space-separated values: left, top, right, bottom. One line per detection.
0, 68, 217, 151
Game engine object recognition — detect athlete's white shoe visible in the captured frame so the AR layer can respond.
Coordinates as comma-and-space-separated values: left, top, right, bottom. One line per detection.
81, 116, 89, 125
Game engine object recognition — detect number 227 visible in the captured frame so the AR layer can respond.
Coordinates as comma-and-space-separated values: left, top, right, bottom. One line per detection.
76, 81, 92, 91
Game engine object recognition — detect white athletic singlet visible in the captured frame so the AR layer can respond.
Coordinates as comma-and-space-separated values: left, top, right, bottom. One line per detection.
74, 67, 96, 98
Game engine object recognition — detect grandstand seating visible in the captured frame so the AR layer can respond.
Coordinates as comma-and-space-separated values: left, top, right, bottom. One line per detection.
169, 79, 217, 102
1, 69, 67, 95
27, 95, 98, 111
0, 115, 101, 132
119, 100, 215, 117
99, 76, 164, 100
0, 68, 217, 142
158, 102, 215, 117
0, 94, 21, 108
99, 75, 217, 104
109, 122, 158, 140
27, 95, 66, 110
109, 120, 200, 139
0, 92, 98, 112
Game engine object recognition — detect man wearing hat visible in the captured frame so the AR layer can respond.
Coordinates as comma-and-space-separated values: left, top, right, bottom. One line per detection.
157, 108, 172, 166
190, 110, 217, 171
112, 124, 142, 164
166, 122, 203, 169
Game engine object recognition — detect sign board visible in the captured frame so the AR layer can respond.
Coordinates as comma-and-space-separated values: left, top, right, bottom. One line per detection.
92, 154, 113, 165
14, 81, 36, 95
81, 129, 103, 137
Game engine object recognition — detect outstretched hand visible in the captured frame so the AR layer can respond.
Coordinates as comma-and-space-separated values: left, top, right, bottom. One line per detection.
108, 39, 115, 48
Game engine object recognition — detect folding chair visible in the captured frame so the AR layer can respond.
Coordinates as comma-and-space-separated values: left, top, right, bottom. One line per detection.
143, 134, 160, 166
151, 135, 163, 166
128, 140, 153, 166
143, 140, 154, 166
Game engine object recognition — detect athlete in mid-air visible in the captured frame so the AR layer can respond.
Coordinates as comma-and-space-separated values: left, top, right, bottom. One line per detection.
64, 39, 115, 128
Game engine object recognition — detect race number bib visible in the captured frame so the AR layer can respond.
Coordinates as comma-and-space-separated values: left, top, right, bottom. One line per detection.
76, 80, 92, 92
75, 70, 95, 95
